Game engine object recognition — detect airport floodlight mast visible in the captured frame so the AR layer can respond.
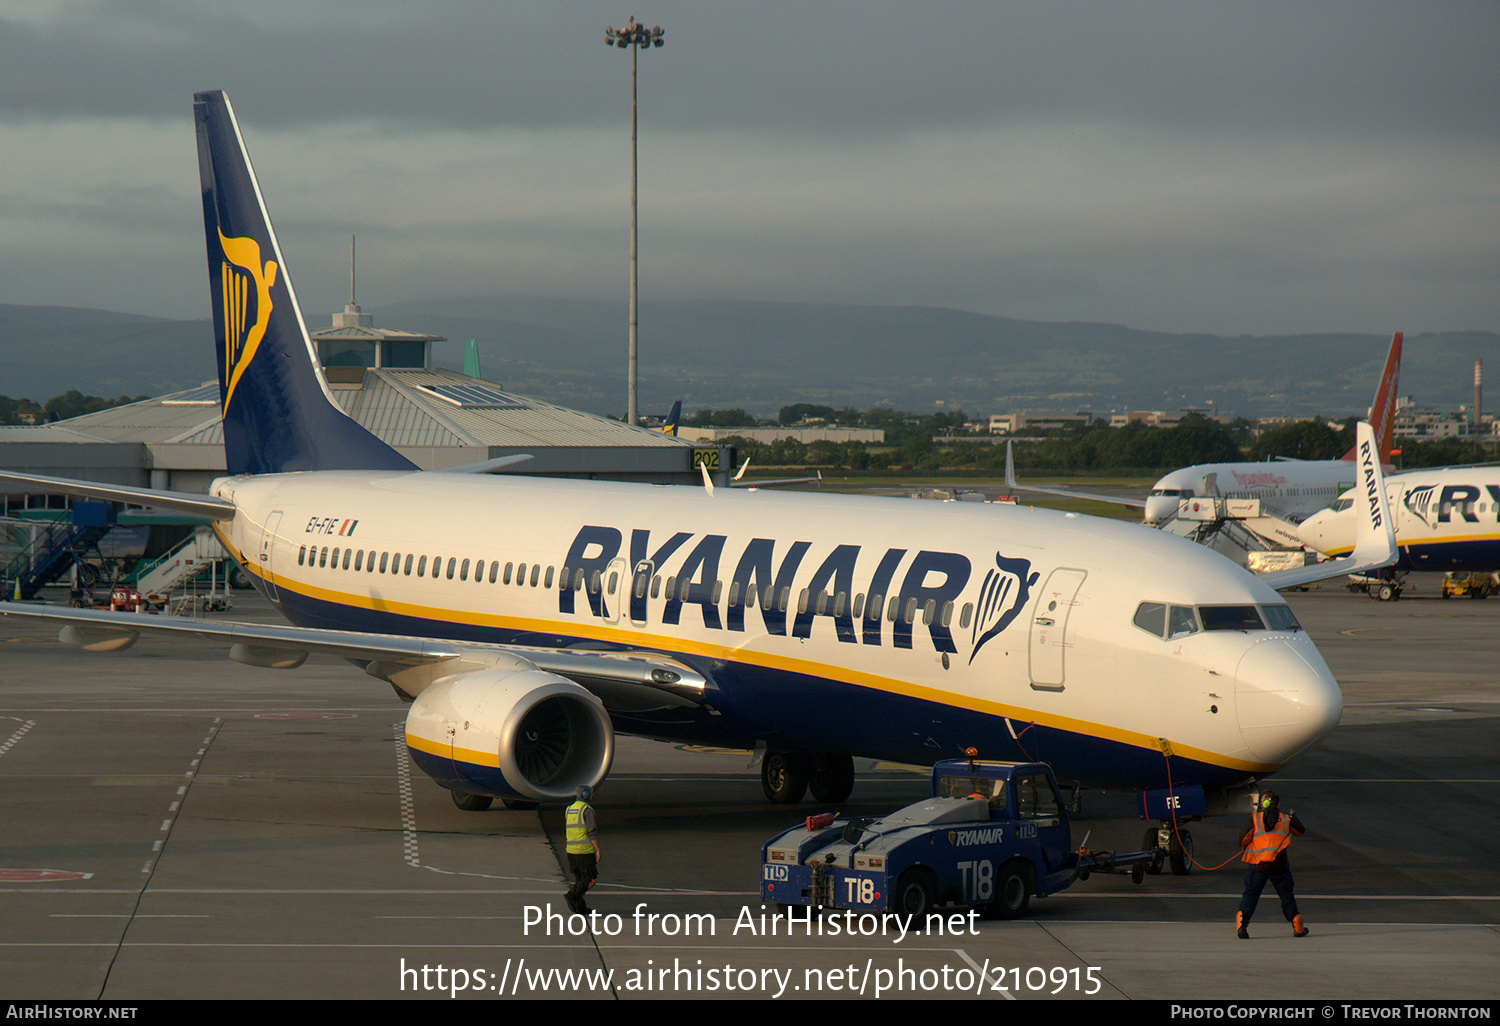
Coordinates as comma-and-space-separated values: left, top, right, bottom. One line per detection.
605, 16, 664, 427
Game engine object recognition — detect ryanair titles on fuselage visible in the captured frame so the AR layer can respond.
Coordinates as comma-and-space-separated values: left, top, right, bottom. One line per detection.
556, 525, 1037, 658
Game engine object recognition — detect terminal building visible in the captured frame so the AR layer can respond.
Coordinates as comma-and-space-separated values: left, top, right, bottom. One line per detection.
1, 303, 731, 598
0, 302, 729, 497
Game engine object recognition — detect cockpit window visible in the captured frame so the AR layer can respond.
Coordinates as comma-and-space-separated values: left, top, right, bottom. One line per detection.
1199, 605, 1265, 631
1167, 605, 1198, 638
1330, 498, 1353, 512
1133, 602, 1166, 637
1260, 604, 1302, 631
1137, 602, 1299, 637
1133, 602, 1199, 638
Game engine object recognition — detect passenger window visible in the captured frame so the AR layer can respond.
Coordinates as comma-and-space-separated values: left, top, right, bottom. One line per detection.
447, 557, 456, 581
298, 545, 307, 566
459, 559, 468, 582
354, 550, 363, 572
417, 555, 427, 577
489, 562, 499, 584
530, 564, 540, 587
545, 566, 554, 589
403, 554, 413, 575
380, 552, 389, 573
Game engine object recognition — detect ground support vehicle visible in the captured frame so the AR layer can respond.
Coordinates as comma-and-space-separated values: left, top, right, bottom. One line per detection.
760, 759, 1164, 919
1440, 572, 1498, 599
1346, 569, 1407, 601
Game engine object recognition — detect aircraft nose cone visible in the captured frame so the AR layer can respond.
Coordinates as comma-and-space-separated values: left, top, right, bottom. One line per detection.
1297, 509, 1346, 556
1235, 638, 1342, 765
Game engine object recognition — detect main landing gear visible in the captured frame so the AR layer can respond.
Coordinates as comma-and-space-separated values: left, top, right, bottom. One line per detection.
761, 751, 855, 804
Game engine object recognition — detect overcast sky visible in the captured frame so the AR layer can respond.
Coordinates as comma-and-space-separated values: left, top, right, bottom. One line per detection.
0, 1, 1496, 337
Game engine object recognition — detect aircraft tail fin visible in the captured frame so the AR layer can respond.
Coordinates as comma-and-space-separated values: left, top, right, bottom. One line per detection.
1341, 332, 1402, 464
659, 400, 682, 436
193, 90, 415, 476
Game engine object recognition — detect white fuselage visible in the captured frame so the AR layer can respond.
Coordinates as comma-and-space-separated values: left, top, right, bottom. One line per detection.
1145, 460, 1358, 526
212, 470, 1342, 792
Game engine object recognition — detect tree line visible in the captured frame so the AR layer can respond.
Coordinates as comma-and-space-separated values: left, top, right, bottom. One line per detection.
0, 390, 148, 425
702, 406, 1490, 475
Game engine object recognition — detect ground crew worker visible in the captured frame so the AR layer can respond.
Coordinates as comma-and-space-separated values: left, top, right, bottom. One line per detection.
564, 785, 601, 915
1237, 789, 1308, 938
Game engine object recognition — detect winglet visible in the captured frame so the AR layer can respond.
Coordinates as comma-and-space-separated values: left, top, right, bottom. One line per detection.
1259, 420, 1396, 590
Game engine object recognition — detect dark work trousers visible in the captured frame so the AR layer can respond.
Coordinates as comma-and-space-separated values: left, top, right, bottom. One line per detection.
1239, 860, 1300, 922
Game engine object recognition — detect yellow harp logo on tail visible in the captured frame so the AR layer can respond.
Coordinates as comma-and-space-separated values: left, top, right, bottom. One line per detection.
217, 229, 278, 412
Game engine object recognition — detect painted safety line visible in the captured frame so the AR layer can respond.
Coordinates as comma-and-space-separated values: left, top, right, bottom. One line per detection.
0, 718, 36, 759
954, 949, 1016, 1001
145, 717, 223, 875
393, 723, 421, 868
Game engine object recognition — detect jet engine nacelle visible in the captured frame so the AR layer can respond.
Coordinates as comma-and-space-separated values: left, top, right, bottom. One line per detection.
404, 666, 614, 802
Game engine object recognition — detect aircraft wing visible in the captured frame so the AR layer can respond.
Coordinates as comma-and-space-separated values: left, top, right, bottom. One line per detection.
1002, 442, 1147, 509
1256, 421, 1396, 591
729, 462, 823, 488
0, 471, 235, 520
0, 602, 707, 712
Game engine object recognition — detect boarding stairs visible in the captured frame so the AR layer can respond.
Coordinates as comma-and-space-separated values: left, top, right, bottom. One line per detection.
1155, 495, 1308, 569
129, 526, 232, 610
1, 501, 116, 601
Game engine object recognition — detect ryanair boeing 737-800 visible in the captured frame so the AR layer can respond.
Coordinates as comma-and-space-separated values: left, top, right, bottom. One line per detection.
0, 93, 1397, 845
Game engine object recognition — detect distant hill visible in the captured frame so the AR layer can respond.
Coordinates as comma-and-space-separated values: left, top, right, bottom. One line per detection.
2, 299, 1496, 421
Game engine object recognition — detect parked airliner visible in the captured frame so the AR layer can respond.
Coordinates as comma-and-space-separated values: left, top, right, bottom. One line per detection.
0, 92, 1395, 837
1300, 465, 1500, 573
1140, 333, 1403, 525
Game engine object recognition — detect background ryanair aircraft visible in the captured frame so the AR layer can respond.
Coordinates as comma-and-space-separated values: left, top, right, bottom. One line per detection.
0, 92, 1397, 832
1300, 465, 1500, 574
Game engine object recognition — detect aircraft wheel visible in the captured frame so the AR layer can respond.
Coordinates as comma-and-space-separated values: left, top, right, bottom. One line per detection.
990, 863, 1031, 919
1131, 860, 1146, 885
894, 869, 937, 920
762, 751, 811, 804
808, 754, 855, 804
1169, 829, 1194, 876
451, 789, 493, 812
1377, 583, 1396, 601
1142, 827, 1163, 874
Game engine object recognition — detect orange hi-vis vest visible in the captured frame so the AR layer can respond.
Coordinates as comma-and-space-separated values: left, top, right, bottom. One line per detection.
1243, 807, 1294, 864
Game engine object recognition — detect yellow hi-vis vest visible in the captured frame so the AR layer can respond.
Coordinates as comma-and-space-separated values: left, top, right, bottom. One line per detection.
1243, 807, 1294, 864
565, 801, 596, 855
